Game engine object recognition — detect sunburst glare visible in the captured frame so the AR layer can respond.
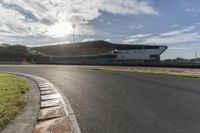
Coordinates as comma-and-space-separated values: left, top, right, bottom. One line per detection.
47, 21, 73, 38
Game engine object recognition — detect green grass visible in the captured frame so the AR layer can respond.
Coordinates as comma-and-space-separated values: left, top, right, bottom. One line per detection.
0, 73, 28, 129
80, 67, 200, 79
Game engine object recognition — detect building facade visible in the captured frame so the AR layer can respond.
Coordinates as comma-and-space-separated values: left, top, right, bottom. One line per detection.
33, 41, 167, 64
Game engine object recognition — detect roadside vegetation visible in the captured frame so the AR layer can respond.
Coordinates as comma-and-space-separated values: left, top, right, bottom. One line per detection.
162, 57, 200, 64
26, 48, 49, 63
81, 67, 200, 79
0, 43, 49, 63
0, 73, 28, 129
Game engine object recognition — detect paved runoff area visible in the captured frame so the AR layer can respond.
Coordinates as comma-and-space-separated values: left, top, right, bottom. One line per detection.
1, 65, 200, 133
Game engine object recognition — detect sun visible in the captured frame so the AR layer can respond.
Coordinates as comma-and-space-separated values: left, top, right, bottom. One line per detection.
47, 21, 73, 38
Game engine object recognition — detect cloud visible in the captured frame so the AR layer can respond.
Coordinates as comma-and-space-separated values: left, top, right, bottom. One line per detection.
140, 24, 200, 44
122, 34, 152, 43
122, 38, 139, 43
168, 47, 189, 50
81, 38, 95, 42
185, 8, 200, 14
160, 26, 195, 36
143, 32, 200, 44
130, 23, 144, 30
108, 22, 112, 25
170, 24, 181, 28
127, 34, 152, 39
185, 8, 195, 12
99, 0, 158, 16
35, 41, 71, 47
104, 38, 111, 42
0, 0, 158, 45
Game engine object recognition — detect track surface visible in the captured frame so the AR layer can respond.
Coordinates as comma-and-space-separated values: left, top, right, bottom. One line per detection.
1, 65, 200, 133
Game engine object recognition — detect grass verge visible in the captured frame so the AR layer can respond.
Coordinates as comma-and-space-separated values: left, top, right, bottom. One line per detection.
80, 67, 200, 79
0, 73, 28, 129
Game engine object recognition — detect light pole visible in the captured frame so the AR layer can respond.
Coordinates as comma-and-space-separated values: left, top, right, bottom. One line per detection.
195, 49, 197, 58
72, 24, 76, 44
72, 24, 76, 62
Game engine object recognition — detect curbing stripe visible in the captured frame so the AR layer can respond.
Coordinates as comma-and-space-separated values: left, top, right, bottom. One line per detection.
38, 106, 66, 120
40, 99, 64, 108
0, 71, 81, 133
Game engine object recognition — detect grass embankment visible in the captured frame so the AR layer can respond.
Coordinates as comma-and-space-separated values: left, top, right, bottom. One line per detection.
0, 73, 28, 128
81, 67, 200, 79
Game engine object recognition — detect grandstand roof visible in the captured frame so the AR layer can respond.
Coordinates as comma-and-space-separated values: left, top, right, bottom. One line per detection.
33, 40, 167, 57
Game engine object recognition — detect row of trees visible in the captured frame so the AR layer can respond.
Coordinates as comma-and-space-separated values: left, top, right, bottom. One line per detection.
0, 44, 49, 63
162, 57, 200, 64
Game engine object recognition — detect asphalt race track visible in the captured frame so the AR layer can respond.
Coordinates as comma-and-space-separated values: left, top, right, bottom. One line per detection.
1, 65, 200, 133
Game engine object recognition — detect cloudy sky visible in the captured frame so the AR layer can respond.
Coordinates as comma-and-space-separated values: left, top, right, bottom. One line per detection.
0, 0, 200, 59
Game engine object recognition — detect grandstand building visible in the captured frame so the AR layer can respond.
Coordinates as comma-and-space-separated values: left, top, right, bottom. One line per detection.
33, 40, 167, 64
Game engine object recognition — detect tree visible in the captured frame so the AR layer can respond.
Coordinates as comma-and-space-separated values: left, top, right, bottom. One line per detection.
26, 49, 49, 63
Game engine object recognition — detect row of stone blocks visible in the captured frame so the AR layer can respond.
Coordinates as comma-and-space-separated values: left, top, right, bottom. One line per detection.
32, 78, 73, 133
